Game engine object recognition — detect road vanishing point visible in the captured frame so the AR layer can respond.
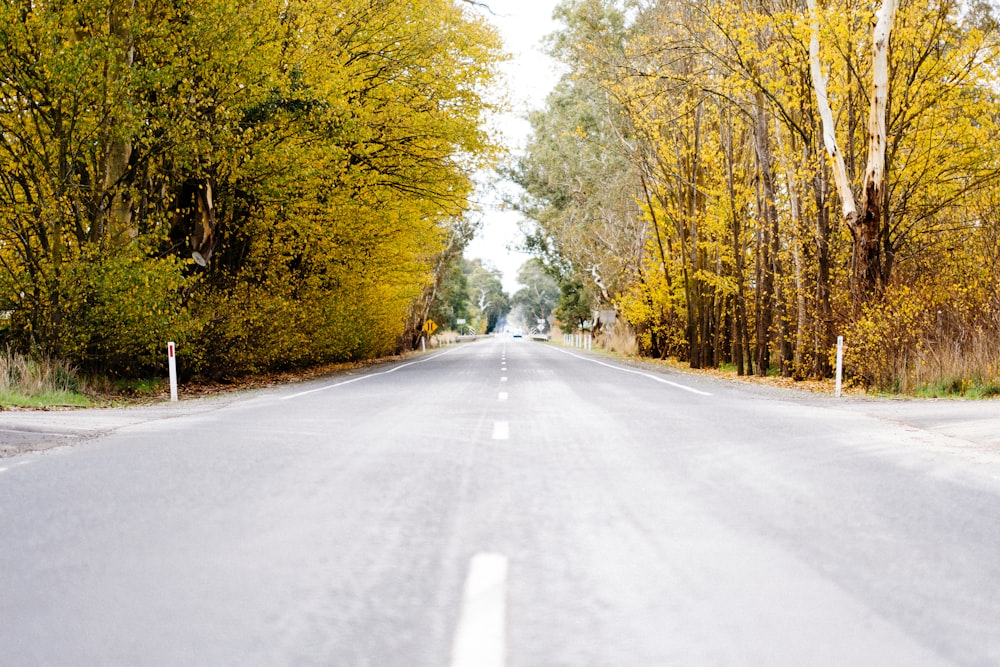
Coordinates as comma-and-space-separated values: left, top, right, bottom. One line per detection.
2, 336, 1000, 666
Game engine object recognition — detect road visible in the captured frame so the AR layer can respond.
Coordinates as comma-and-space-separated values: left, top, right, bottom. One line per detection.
2, 337, 999, 666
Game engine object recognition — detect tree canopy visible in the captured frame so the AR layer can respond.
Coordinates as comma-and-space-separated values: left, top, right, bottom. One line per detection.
516, 0, 1000, 391
0, 0, 504, 378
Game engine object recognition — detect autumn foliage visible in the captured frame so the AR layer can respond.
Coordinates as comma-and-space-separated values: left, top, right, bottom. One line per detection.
516, 0, 1000, 392
0, 0, 502, 378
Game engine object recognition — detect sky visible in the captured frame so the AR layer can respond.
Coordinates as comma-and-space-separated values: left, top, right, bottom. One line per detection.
463, 0, 565, 294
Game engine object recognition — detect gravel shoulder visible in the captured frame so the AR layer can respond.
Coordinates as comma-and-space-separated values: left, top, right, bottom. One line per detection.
0, 394, 244, 458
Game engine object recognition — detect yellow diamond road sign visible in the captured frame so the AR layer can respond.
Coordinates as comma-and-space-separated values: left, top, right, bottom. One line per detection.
422, 319, 438, 336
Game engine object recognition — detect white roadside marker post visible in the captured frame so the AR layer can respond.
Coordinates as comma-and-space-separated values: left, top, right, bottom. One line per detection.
168, 341, 178, 402
835, 336, 844, 398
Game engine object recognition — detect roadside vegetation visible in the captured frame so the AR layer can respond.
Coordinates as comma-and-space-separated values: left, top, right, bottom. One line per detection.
427, 258, 510, 336
0, 0, 504, 383
513, 0, 1000, 396
3, 1, 997, 401
0, 349, 91, 409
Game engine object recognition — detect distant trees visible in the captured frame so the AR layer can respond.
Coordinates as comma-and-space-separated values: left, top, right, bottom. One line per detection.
0, 0, 503, 377
427, 257, 474, 334
509, 259, 559, 332
517, 0, 1000, 390
468, 260, 509, 333
428, 257, 510, 335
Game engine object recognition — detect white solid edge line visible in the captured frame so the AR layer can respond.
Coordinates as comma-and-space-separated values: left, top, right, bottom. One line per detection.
450, 553, 508, 667
547, 345, 712, 396
280, 347, 458, 400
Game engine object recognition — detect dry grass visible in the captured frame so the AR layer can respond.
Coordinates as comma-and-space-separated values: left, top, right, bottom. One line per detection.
904, 333, 1000, 397
600, 321, 639, 356
0, 348, 90, 407
0, 348, 80, 393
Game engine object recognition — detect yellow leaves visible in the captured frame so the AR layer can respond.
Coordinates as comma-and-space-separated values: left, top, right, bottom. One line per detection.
0, 0, 503, 377
190, 0, 505, 371
844, 252, 1000, 391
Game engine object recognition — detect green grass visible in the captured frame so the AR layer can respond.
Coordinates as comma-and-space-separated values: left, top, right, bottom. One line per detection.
110, 378, 166, 397
0, 389, 92, 408
0, 348, 92, 408
912, 377, 1000, 399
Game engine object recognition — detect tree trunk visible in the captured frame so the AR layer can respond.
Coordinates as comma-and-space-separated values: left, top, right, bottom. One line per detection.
679, 101, 704, 368
722, 103, 749, 375
754, 184, 772, 377
753, 91, 778, 377
810, 0, 897, 305
95, 1, 137, 245
813, 154, 834, 377
776, 122, 810, 378
853, 0, 897, 301
808, 0, 857, 223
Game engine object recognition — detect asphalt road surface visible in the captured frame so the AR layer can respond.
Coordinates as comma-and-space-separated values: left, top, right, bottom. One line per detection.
2, 337, 1000, 666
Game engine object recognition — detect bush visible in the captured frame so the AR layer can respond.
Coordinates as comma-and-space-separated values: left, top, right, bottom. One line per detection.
56, 251, 201, 377
191, 272, 414, 379
844, 271, 1000, 393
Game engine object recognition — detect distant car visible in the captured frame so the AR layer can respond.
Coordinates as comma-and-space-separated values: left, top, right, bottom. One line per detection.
512, 332, 523, 338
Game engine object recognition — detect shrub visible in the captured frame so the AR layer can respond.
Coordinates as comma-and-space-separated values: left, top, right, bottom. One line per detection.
56, 252, 201, 377
844, 271, 1000, 393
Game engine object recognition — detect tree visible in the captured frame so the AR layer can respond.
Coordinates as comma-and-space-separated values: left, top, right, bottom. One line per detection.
554, 280, 592, 333
518, 0, 1000, 390
514, 73, 644, 314
810, 0, 897, 303
0, 0, 505, 377
510, 259, 560, 331
466, 259, 510, 333
427, 254, 474, 331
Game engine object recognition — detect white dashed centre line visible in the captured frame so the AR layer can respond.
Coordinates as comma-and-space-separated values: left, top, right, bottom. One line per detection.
450, 553, 508, 667
492, 421, 509, 440
501, 377, 508, 382
498, 392, 508, 401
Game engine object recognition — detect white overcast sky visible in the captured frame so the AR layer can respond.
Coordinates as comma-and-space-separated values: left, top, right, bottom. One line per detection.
464, 0, 564, 293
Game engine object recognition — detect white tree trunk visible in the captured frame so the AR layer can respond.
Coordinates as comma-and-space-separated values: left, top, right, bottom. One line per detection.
809, 0, 897, 300
807, 0, 856, 225
854, 0, 897, 296
861, 0, 897, 206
